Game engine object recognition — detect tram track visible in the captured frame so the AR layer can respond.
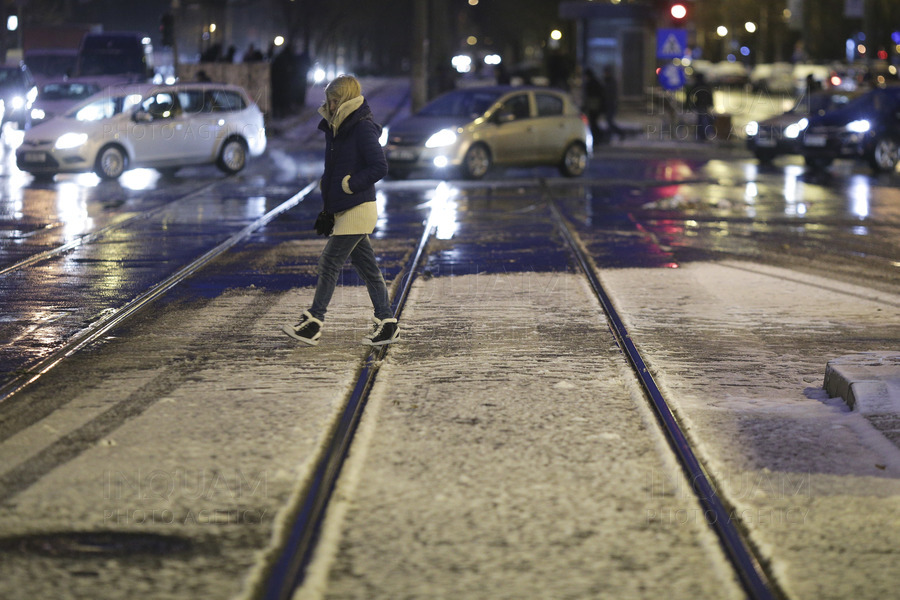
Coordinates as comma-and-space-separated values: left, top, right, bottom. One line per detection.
257, 180, 783, 600
0, 181, 318, 404
0, 181, 220, 276
0, 172, 785, 598
546, 192, 781, 600
263, 185, 437, 600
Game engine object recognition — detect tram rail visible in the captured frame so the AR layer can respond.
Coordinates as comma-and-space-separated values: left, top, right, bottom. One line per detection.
0, 181, 318, 404
0, 182, 220, 276
547, 193, 780, 600
258, 182, 783, 600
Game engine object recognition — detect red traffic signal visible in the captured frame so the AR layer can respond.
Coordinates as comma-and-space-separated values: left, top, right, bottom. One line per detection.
670, 3, 687, 20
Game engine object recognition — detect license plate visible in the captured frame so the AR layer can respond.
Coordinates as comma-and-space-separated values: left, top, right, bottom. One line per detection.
388, 148, 417, 161
804, 135, 827, 147
24, 151, 46, 163
756, 138, 777, 147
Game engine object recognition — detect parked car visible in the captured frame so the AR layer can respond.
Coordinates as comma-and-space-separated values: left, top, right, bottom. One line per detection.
801, 86, 900, 173
17, 81, 267, 180
0, 63, 38, 129
29, 78, 103, 126
745, 89, 861, 162
381, 86, 590, 179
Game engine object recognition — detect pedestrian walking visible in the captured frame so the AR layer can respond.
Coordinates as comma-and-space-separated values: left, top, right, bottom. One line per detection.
282, 75, 397, 347
602, 65, 625, 141
582, 68, 606, 148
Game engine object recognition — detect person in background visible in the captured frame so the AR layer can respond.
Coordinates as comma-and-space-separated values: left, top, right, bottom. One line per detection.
582, 68, 606, 148
282, 75, 397, 347
687, 72, 714, 141
602, 65, 625, 141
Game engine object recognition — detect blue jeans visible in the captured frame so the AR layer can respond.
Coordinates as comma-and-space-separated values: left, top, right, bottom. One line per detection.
309, 234, 392, 321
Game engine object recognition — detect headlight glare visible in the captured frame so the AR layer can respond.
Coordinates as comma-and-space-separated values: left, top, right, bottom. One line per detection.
425, 128, 457, 148
784, 118, 809, 139
745, 121, 759, 137
55, 132, 89, 150
846, 119, 870, 133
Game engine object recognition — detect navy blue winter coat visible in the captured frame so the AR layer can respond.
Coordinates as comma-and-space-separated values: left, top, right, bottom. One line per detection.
318, 99, 387, 215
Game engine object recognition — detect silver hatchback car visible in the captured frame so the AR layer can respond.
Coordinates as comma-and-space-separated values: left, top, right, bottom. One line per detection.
382, 86, 591, 179
17, 82, 266, 180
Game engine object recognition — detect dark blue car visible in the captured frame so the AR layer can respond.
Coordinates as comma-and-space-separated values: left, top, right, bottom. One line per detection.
801, 86, 900, 173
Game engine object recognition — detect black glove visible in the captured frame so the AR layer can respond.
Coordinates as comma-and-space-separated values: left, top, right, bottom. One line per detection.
314, 211, 334, 236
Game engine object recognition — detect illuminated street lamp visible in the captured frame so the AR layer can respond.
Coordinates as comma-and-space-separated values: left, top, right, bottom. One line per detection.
549, 28, 562, 50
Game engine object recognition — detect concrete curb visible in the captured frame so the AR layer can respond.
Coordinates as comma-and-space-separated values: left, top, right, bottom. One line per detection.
824, 352, 900, 415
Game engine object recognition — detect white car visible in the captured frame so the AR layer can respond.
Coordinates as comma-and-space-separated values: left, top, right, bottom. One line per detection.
17, 81, 267, 180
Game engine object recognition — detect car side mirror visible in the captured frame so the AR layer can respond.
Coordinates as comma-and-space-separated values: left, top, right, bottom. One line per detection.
134, 110, 152, 123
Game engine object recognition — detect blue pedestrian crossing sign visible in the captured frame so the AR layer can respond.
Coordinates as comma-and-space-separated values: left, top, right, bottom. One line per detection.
658, 64, 686, 91
657, 29, 687, 59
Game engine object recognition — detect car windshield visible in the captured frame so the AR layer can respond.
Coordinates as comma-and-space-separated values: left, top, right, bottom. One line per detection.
418, 89, 504, 118
41, 82, 101, 101
0, 69, 23, 88
792, 92, 857, 116
68, 92, 144, 121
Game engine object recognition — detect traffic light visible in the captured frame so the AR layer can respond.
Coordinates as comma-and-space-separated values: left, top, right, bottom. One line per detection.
160, 12, 174, 47
670, 3, 687, 21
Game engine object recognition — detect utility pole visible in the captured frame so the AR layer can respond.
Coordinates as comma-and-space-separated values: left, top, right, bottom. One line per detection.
412, 0, 428, 112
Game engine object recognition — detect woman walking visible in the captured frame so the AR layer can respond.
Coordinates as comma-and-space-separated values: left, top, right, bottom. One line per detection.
282, 75, 398, 346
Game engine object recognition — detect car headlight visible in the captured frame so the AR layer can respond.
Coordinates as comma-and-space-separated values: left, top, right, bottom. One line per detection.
379, 127, 388, 147
425, 128, 457, 148
784, 118, 808, 139
30, 108, 46, 121
745, 121, 759, 137
845, 119, 870, 133
55, 132, 89, 150
10, 96, 24, 110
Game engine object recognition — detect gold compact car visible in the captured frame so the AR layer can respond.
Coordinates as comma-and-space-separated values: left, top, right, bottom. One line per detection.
381, 86, 591, 179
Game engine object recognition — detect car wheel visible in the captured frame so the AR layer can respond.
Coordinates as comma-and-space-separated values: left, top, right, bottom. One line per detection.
217, 138, 247, 174
462, 144, 491, 179
803, 155, 832, 171
868, 137, 900, 173
559, 142, 588, 177
94, 145, 127, 180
